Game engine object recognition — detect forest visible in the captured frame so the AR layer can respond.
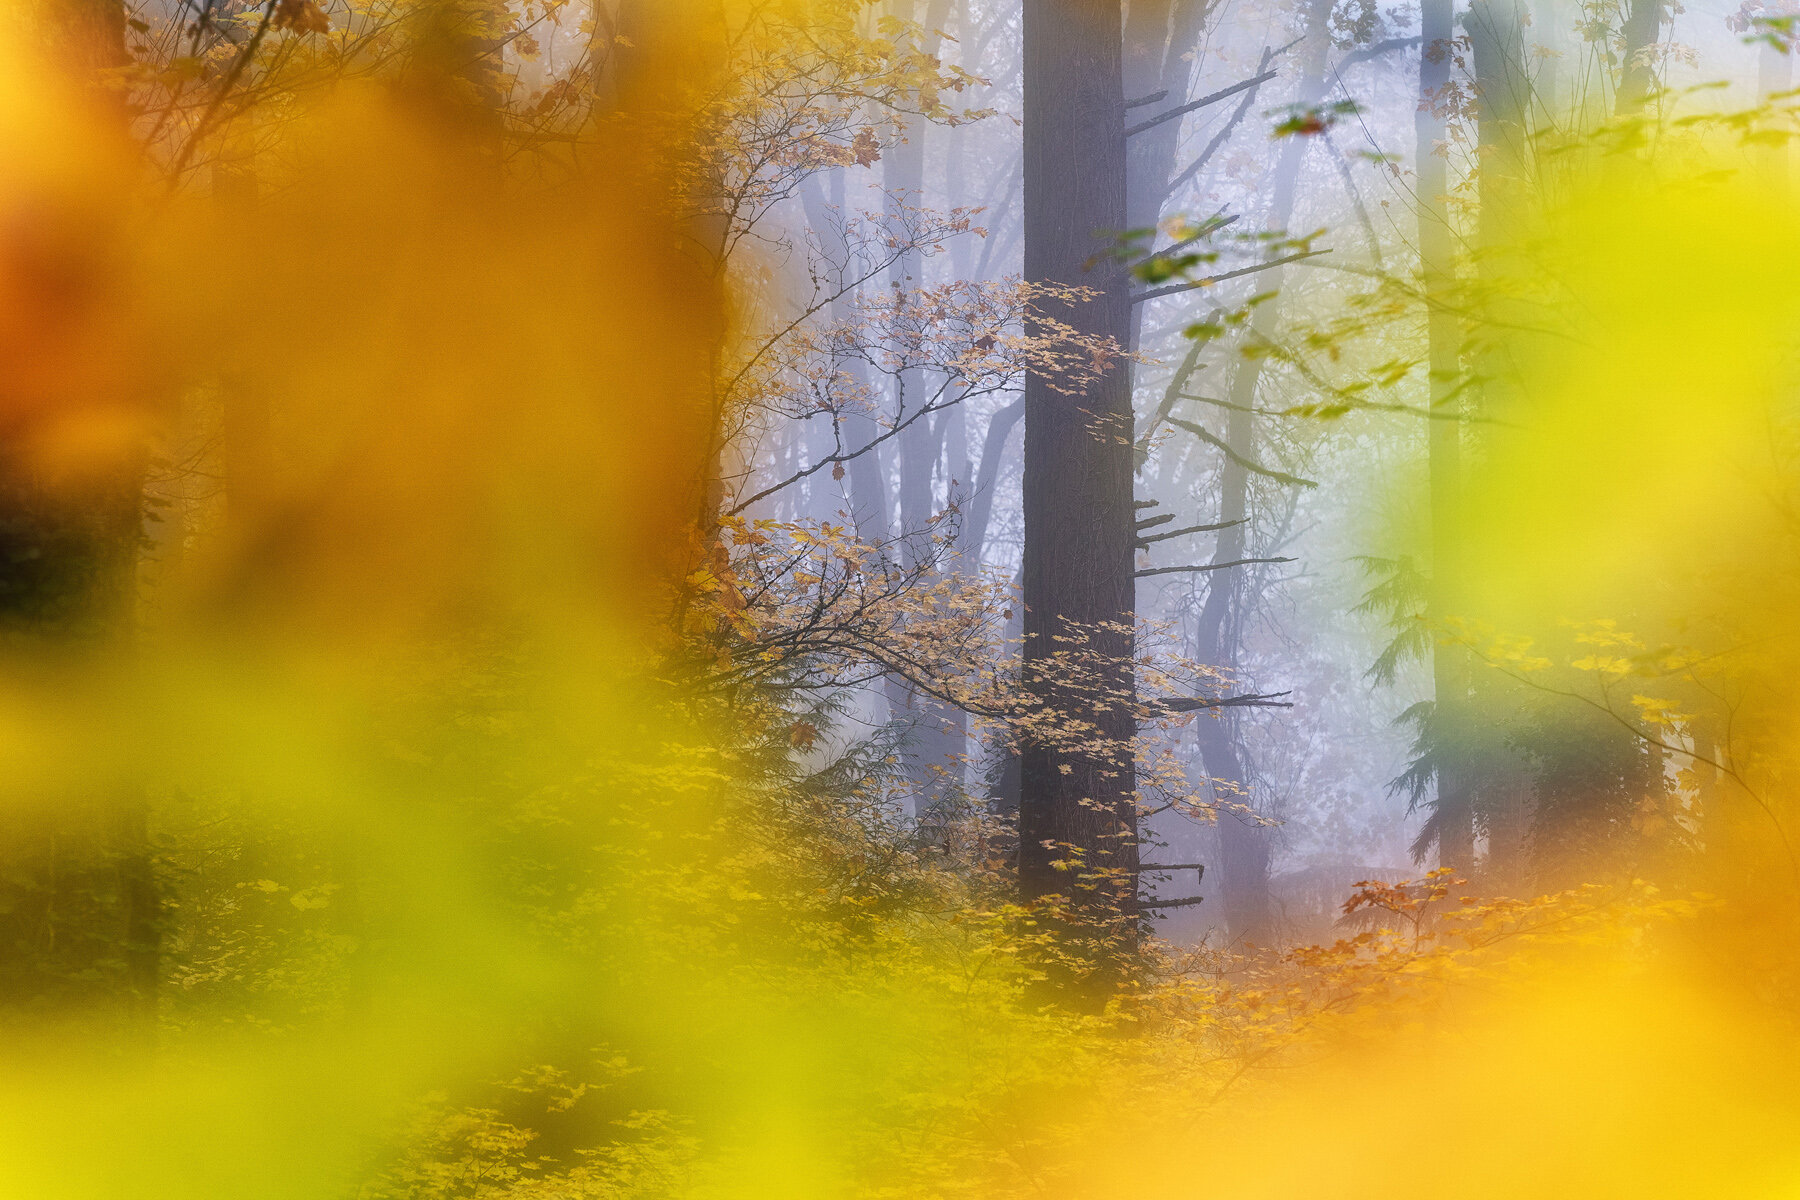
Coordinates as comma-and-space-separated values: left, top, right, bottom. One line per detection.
0, 0, 1797, 1195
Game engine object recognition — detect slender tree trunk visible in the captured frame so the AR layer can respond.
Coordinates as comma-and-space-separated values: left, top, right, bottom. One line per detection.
1759, 22, 1791, 185
805, 165, 898, 553
802, 167, 901, 743
890, 0, 937, 559
963, 401, 1022, 560
1531, 0, 1562, 120
1466, 0, 1533, 879
1418, 0, 1474, 872
1019, 0, 1140, 982
884, 0, 964, 821
1123, 0, 1214, 240
1187, 0, 1330, 947
1470, 0, 1530, 197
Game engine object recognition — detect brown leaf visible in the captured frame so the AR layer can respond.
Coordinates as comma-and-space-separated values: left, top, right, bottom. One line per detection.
273, 0, 330, 35
850, 128, 882, 168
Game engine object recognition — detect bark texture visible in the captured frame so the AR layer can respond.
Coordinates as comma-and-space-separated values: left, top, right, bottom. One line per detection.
1019, 0, 1141, 973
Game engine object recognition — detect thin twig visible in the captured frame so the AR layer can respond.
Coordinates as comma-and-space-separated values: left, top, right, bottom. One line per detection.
1126, 70, 1280, 138
1132, 250, 1330, 304
1137, 558, 1295, 578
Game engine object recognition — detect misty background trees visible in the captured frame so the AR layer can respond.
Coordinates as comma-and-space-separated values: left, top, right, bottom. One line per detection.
10, 0, 1798, 984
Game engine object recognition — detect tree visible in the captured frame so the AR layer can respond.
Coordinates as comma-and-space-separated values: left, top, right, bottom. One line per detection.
1416, 0, 1475, 872
1018, 0, 1140, 978
1462, 0, 1537, 883
1161, 0, 1330, 946
1615, 0, 1667, 114
1122, 0, 1240, 244
882, 0, 970, 821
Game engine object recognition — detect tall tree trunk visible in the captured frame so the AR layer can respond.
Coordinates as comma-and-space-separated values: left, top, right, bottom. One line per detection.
884, 0, 964, 822
1614, 0, 1664, 115
1019, 0, 1140, 982
802, 169, 897, 744
1466, 0, 1534, 881
1187, 0, 1330, 947
1418, 0, 1474, 872
801, 165, 899, 554
1758, 15, 1791, 185
1531, 0, 1562, 121
1123, 0, 1214, 239
889, 0, 937, 561
1470, 0, 1530, 200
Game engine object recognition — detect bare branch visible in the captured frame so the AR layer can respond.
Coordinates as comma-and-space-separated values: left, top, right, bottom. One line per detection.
1136, 558, 1295, 578
1134, 213, 1240, 274
962, 399, 1023, 556
1151, 690, 1294, 712
727, 386, 964, 516
1137, 519, 1245, 547
1335, 35, 1422, 71
1137, 322, 1211, 461
1126, 71, 1280, 138
1131, 249, 1331, 304
1164, 416, 1319, 487
1162, 45, 1282, 200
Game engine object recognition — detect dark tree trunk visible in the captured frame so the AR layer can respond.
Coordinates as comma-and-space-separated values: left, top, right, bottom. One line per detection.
1019, 0, 1141, 981
806, 164, 898, 553
1614, 0, 1664, 115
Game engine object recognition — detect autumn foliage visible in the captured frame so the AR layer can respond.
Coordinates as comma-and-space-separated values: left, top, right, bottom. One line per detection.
0, 3, 1796, 1200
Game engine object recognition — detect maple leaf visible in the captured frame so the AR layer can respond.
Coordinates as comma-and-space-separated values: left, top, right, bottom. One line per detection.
272, 0, 330, 35
850, 127, 882, 168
